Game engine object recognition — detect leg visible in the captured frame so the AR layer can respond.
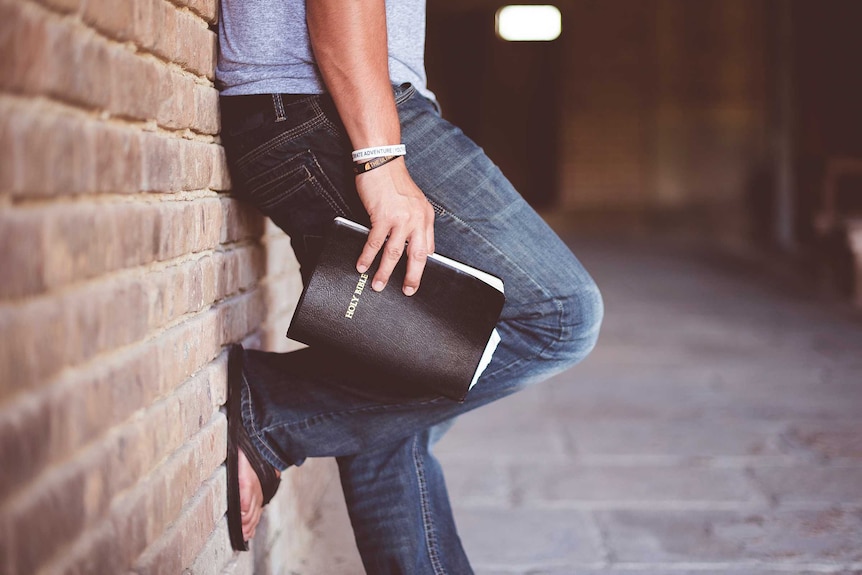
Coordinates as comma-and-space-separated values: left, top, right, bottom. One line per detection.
219, 84, 603, 564
337, 423, 472, 575
235, 89, 603, 470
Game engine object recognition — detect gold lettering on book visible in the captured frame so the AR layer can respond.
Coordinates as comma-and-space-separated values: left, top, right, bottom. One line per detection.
345, 273, 369, 319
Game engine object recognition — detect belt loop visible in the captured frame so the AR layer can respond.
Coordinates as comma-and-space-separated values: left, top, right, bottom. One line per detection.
271, 94, 287, 122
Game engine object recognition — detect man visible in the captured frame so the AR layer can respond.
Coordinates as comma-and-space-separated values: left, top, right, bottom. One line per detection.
217, 0, 603, 572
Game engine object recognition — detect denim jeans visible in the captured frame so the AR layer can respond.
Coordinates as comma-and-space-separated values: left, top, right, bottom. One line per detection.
219, 83, 603, 574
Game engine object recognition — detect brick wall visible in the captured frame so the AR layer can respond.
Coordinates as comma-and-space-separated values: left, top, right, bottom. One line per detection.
0, 0, 337, 573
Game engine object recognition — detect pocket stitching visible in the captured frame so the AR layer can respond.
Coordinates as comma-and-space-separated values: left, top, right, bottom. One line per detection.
235, 114, 328, 172
247, 164, 313, 210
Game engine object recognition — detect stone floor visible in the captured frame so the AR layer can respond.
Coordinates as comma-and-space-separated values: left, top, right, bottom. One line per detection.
301, 234, 862, 574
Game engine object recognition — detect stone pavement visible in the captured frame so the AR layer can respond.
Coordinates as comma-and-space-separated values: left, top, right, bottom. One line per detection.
301, 234, 862, 574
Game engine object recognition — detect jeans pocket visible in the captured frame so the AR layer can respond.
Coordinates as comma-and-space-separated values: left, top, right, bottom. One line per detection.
238, 147, 349, 215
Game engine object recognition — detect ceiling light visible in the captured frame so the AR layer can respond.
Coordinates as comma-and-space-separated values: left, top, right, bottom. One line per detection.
496, 5, 562, 42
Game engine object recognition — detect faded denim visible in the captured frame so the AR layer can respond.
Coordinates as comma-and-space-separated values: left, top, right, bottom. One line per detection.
219, 83, 603, 574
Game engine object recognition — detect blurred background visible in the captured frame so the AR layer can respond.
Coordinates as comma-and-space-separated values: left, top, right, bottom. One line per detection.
425, 0, 862, 287
1, 0, 860, 574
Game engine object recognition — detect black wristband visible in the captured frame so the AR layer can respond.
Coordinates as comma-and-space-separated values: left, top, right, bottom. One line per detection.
354, 155, 398, 175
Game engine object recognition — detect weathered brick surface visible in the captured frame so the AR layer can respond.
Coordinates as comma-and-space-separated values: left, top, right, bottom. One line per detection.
0, 99, 226, 198
169, 0, 219, 24
0, 245, 263, 403
0, 198, 223, 300
0, 0, 333, 573
0, 1, 219, 133
80, 0, 217, 79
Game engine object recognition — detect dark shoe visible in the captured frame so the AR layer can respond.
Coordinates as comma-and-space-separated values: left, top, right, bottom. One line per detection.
226, 343, 281, 551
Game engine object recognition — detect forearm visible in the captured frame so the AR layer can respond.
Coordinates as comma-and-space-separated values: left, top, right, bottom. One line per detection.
306, 0, 434, 296
306, 0, 400, 149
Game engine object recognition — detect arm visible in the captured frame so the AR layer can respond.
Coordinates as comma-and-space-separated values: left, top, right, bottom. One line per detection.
307, 0, 434, 296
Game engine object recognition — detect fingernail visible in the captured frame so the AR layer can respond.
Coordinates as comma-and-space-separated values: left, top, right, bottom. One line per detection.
403, 286, 416, 296
357, 264, 368, 273
373, 280, 385, 291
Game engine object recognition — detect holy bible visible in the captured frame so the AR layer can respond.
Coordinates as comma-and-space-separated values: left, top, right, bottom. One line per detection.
287, 217, 506, 402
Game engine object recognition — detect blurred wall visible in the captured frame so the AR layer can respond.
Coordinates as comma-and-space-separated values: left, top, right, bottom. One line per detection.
0, 0, 329, 573
429, 0, 862, 259
429, 0, 768, 226
558, 0, 767, 217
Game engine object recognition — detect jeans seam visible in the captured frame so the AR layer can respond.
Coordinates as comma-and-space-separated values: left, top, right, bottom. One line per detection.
413, 435, 447, 575
256, 395, 449, 435
272, 93, 287, 122
428, 208, 567, 374
242, 369, 290, 469
310, 153, 352, 217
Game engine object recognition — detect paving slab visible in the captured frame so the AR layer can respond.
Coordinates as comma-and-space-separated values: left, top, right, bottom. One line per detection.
596, 508, 862, 563
451, 508, 605, 568
509, 463, 763, 508
560, 419, 787, 460
749, 466, 862, 506
307, 235, 862, 573
434, 418, 570, 463
438, 460, 512, 508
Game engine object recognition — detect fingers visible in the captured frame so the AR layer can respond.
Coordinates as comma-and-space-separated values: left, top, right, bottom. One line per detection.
372, 227, 409, 292
353, 160, 435, 294
357, 210, 434, 295
402, 221, 433, 296
356, 224, 390, 278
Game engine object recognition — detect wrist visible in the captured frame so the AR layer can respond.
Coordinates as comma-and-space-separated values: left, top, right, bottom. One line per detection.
352, 144, 406, 162
354, 154, 399, 175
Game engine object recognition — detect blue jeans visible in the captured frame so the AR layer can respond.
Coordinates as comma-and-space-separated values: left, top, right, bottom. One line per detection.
219, 83, 603, 574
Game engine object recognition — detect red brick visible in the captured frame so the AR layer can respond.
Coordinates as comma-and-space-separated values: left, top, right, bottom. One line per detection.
1, 368, 226, 572
0, 317, 231, 498
0, 198, 223, 297
0, 100, 223, 197
133, 468, 227, 575
130, 0, 157, 49
171, 0, 219, 24
0, 395, 54, 505
0, 515, 14, 575
220, 197, 266, 244
194, 83, 221, 134
139, 135, 225, 193
108, 46, 164, 121
0, 0, 297, 570
0, 248, 241, 401
49, 433, 226, 575
35, 417, 226, 575
218, 290, 266, 345
210, 145, 232, 191
0, 2, 60, 97
187, 521, 234, 575
80, 0, 136, 42
2, 461, 89, 574
180, 138, 217, 190
32, 0, 83, 14
0, 3, 216, 131
216, 245, 266, 299
13, 106, 96, 195
0, 206, 49, 297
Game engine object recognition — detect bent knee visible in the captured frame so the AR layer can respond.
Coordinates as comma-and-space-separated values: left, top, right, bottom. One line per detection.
537, 279, 603, 365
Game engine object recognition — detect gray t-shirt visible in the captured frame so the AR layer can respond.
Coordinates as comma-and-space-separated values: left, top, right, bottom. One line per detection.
217, 0, 434, 101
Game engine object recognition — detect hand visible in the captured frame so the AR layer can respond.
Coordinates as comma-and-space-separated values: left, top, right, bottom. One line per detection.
355, 157, 435, 296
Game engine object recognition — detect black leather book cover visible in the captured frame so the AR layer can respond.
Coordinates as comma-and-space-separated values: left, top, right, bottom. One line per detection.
287, 218, 506, 401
